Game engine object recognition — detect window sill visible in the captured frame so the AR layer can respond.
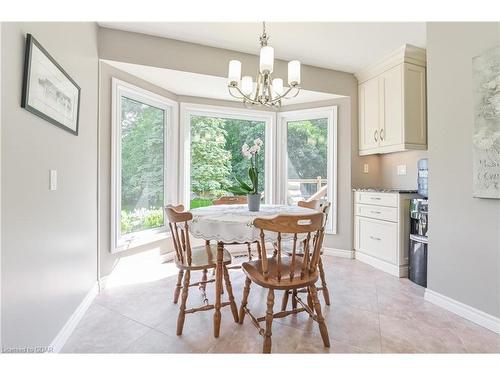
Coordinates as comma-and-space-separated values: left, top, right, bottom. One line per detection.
112, 230, 170, 254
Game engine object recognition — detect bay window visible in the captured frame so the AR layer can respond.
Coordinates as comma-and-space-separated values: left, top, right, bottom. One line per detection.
111, 90, 337, 252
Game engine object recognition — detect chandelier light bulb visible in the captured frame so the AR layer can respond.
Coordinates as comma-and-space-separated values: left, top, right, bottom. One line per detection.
241, 76, 254, 95
272, 78, 284, 96
228, 60, 242, 85
288, 60, 301, 86
259, 46, 274, 73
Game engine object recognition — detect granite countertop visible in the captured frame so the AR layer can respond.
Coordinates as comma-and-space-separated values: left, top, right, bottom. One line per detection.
352, 188, 418, 194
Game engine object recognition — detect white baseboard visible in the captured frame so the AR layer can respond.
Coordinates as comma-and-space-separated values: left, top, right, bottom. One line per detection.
49, 282, 99, 353
424, 289, 500, 335
323, 247, 355, 259
355, 251, 408, 277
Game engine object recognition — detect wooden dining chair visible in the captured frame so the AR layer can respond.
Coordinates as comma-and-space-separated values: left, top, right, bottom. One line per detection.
271, 199, 321, 258
165, 204, 239, 336
213, 195, 260, 262
298, 199, 321, 210
279, 200, 332, 308
212, 195, 247, 205
238, 212, 330, 353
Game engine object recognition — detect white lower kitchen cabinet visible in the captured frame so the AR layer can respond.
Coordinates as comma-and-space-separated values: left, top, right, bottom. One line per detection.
353, 190, 419, 277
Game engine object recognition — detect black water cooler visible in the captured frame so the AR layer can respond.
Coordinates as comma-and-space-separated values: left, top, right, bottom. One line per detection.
409, 159, 428, 287
409, 233, 428, 287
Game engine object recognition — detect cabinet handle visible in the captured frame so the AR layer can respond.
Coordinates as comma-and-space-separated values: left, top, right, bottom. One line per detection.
369, 235, 382, 241
380, 129, 384, 141
370, 197, 381, 200
374, 130, 379, 142
370, 210, 382, 214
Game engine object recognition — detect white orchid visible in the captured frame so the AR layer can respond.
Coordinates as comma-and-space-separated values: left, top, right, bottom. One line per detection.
254, 138, 263, 147
249, 144, 260, 154
231, 138, 264, 196
242, 143, 252, 159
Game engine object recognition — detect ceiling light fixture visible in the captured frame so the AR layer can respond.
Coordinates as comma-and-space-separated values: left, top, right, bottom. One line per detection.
227, 22, 301, 108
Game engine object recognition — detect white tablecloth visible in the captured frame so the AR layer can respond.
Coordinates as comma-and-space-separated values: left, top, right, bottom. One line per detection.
189, 204, 316, 243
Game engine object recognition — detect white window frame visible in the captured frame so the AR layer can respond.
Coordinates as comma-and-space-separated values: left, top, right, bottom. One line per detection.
111, 78, 178, 253
179, 103, 275, 209
277, 106, 338, 234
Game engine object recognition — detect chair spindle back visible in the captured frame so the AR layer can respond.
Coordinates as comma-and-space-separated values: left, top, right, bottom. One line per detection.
253, 213, 325, 282
319, 201, 331, 227
164, 204, 193, 266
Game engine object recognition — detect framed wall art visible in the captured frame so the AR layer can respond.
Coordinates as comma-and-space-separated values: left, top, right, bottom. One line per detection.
472, 45, 500, 199
21, 33, 81, 135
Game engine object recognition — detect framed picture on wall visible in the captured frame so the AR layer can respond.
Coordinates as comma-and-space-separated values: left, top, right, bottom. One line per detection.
21, 33, 81, 135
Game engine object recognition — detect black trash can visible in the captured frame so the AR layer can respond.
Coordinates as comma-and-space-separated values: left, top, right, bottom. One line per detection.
409, 234, 428, 287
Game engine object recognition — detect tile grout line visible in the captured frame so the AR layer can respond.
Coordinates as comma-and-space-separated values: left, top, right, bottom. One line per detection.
95, 294, 236, 345
374, 278, 384, 353
93, 299, 164, 332
94, 299, 204, 352
119, 326, 158, 353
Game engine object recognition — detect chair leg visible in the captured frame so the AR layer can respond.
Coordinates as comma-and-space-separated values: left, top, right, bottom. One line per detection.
246, 242, 252, 261
306, 287, 314, 317
263, 289, 275, 354
214, 242, 224, 338
281, 290, 289, 311
292, 289, 298, 310
223, 265, 239, 323
176, 270, 190, 336
173, 269, 184, 304
200, 268, 209, 305
239, 277, 252, 324
310, 284, 330, 347
318, 257, 331, 306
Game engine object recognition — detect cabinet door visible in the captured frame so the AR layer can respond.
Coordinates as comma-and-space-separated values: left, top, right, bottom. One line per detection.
404, 64, 427, 146
380, 64, 403, 147
355, 216, 398, 264
358, 77, 380, 152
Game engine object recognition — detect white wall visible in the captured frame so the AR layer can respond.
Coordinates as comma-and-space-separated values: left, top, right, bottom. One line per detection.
426, 22, 500, 318
378, 150, 428, 190
1, 22, 99, 348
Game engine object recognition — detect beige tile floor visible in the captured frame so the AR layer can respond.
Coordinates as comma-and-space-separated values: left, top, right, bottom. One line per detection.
62, 253, 500, 353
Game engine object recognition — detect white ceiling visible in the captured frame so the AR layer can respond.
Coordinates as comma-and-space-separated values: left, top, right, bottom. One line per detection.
98, 22, 426, 73
104, 60, 342, 105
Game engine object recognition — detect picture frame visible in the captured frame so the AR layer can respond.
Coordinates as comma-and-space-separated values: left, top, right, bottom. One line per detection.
21, 33, 81, 136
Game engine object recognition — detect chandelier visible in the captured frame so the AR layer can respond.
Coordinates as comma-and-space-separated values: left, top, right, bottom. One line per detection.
227, 22, 301, 108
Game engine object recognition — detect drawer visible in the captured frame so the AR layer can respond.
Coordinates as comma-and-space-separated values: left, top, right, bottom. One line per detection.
355, 192, 398, 207
354, 216, 398, 264
355, 204, 398, 222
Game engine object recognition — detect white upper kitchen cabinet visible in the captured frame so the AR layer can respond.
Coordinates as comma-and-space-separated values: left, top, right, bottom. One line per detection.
356, 44, 427, 156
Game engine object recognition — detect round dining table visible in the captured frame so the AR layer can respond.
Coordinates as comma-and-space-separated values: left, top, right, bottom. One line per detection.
188, 203, 316, 337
